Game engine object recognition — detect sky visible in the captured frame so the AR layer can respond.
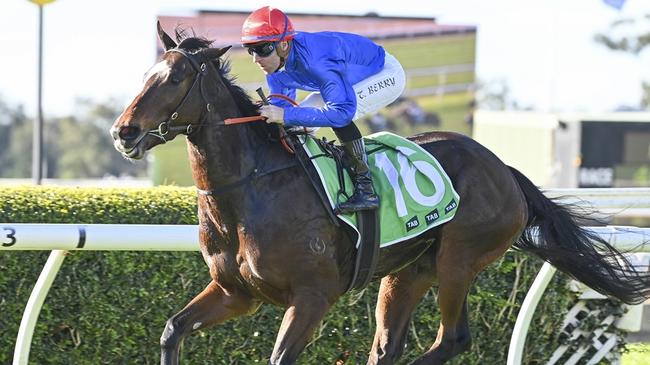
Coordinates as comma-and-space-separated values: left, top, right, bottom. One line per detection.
1, 0, 649, 118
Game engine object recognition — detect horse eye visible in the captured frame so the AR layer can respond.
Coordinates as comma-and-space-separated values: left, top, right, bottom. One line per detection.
170, 76, 181, 84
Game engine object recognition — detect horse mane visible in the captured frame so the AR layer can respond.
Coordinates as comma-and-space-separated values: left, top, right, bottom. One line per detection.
174, 29, 260, 118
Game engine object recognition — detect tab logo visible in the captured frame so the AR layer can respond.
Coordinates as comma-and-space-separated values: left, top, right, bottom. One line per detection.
445, 199, 457, 214
425, 209, 440, 225
406, 216, 420, 231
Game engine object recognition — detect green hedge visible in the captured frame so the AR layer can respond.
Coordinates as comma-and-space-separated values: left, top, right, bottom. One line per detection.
1, 186, 575, 364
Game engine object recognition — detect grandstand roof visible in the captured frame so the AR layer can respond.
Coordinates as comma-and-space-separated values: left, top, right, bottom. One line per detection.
157, 10, 476, 49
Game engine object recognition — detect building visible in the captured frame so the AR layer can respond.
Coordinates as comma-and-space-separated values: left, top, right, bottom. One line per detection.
473, 111, 650, 188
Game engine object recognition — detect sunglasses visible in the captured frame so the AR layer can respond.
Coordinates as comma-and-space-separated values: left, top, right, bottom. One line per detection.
246, 42, 276, 58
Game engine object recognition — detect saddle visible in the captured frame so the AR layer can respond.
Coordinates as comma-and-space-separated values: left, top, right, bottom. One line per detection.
283, 129, 379, 292
280, 129, 461, 292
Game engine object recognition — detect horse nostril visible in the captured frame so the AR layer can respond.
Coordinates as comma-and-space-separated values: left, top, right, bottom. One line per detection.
119, 126, 141, 141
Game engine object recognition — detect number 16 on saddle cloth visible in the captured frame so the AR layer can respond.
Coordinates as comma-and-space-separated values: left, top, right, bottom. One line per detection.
301, 131, 460, 248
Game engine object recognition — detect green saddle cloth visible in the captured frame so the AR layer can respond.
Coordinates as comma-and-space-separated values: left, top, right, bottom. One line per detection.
300, 131, 460, 248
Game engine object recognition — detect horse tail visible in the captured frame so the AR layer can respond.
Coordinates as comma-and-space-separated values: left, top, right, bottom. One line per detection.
509, 166, 650, 305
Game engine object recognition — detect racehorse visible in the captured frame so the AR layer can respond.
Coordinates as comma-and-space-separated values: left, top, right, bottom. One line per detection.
110, 24, 650, 365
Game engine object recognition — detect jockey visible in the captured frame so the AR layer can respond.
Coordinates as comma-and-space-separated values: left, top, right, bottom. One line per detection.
242, 6, 406, 214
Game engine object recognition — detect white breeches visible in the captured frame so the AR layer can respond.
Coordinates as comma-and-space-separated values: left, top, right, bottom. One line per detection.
299, 52, 406, 123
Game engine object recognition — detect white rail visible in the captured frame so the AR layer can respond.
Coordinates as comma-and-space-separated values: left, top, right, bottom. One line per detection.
13, 250, 66, 365
2, 224, 198, 251
506, 226, 650, 365
543, 188, 650, 217
2, 224, 199, 365
2, 188, 650, 365
508, 188, 650, 365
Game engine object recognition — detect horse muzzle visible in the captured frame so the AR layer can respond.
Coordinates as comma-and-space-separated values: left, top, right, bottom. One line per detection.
110, 125, 148, 160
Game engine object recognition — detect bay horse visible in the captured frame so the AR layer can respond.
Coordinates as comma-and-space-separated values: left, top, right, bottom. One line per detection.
110, 24, 650, 365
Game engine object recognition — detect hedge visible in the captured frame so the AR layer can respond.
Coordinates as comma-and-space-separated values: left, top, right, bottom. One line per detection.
1, 186, 579, 364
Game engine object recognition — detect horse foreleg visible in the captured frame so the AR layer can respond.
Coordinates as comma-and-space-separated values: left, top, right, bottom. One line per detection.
269, 289, 332, 365
160, 280, 258, 365
367, 260, 437, 365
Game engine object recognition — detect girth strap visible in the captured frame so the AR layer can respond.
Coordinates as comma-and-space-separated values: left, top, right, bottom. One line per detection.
347, 209, 380, 292
197, 161, 297, 196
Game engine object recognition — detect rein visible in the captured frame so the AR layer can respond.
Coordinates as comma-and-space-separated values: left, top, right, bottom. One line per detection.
147, 47, 302, 196
139, 48, 270, 145
196, 160, 297, 196
139, 47, 300, 157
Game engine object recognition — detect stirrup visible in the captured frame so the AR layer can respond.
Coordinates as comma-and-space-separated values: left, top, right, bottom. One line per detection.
337, 194, 379, 214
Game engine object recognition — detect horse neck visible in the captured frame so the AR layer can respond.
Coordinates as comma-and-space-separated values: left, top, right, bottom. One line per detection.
185, 73, 262, 193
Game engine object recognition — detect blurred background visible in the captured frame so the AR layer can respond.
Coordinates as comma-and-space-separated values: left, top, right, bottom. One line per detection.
0, 0, 649, 189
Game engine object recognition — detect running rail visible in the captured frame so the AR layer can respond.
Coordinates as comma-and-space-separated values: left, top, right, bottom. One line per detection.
2, 188, 650, 365
506, 187, 650, 365
506, 226, 650, 365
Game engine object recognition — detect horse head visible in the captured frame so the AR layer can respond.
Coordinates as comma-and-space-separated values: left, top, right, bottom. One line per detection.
110, 22, 231, 160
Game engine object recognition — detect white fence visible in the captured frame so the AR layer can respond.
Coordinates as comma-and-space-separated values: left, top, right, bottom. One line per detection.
2, 188, 650, 365
507, 226, 650, 365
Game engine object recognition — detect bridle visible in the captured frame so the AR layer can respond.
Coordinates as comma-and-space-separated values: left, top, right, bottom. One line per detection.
132, 47, 268, 148
131, 48, 219, 146
128, 45, 311, 197
129, 45, 298, 156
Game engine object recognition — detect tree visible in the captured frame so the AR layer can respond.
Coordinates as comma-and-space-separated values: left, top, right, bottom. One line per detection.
642, 81, 650, 109
594, 15, 650, 54
0, 96, 147, 179
595, 14, 650, 109
52, 98, 147, 179
0, 96, 32, 178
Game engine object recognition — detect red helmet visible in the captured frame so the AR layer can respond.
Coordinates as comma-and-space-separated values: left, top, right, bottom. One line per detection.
241, 6, 296, 44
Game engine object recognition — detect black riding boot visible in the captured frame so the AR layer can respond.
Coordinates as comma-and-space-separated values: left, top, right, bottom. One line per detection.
337, 138, 379, 214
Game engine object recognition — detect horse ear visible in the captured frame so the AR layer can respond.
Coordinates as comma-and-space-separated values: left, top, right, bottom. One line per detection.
157, 21, 177, 51
203, 46, 232, 60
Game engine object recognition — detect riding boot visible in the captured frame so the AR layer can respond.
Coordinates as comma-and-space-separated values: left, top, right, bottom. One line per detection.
337, 138, 379, 214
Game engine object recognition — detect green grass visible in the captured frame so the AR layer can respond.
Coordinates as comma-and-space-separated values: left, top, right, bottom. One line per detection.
623, 343, 650, 365
382, 34, 476, 69
407, 72, 475, 89
416, 92, 474, 134
151, 137, 193, 186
